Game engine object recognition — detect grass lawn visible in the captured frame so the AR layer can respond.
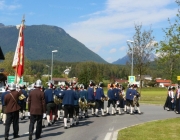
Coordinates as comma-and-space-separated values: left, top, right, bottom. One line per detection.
117, 87, 179, 140
118, 118, 180, 140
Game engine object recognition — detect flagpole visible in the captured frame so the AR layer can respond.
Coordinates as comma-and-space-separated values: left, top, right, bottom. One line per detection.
14, 15, 25, 84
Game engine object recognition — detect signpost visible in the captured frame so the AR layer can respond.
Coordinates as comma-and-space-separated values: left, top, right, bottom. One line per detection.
128, 76, 135, 83
177, 76, 180, 80
7, 76, 23, 84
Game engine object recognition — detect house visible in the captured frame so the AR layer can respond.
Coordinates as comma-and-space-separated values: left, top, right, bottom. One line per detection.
156, 79, 171, 87
64, 67, 71, 75
115, 79, 128, 84
52, 78, 67, 86
52, 77, 78, 86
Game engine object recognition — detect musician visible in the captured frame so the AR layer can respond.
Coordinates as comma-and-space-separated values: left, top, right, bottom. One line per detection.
28, 80, 46, 140
133, 84, 141, 114
125, 84, 135, 114
0, 85, 10, 125
95, 82, 105, 117
19, 84, 28, 120
120, 86, 126, 113
44, 82, 57, 126
59, 82, 78, 129
87, 80, 95, 115
106, 83, 116, 115
57, 85, 64, 120
4, 83, 22, 140
79, 84, 89, 118
73, 84, 80, 125
114, 82, 122, 115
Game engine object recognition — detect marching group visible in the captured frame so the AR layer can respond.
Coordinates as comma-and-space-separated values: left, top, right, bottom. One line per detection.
0, 80, 142, 140
164, 85, 180, 114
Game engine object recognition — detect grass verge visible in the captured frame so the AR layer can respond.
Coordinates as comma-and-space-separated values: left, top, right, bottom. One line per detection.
118, 118, 180, 140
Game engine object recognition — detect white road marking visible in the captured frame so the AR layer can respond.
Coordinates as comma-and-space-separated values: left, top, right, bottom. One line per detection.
112, 131, 118, 140
104, 132, 112, 140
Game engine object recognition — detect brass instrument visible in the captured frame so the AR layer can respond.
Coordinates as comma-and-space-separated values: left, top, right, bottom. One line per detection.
133, 95, 138, 106
87, 102, 96, 108
101, 96, 108, 101
19, 94, 26, 100
79, 97, 88, 110
53, 95, 62, 105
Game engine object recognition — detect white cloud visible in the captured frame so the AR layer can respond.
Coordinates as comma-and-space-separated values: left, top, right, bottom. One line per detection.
65, 0, 177, 57
0, 0, 21, 11
119, 46, 127, 51
110, 48, 116, 53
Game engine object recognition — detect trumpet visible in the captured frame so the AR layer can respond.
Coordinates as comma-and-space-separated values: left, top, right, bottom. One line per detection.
19, 94, 26, 100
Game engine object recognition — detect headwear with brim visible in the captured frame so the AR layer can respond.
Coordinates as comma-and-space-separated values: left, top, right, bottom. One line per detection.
35, 79, 42, 87
9, 83, 16, 90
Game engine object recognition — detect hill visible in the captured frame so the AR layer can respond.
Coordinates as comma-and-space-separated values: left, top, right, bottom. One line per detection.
112, 53, 157, 65
0, 24, 107, 63
112, 55, 129, 65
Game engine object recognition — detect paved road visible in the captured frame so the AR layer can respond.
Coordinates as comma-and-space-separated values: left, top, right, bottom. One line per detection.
0, 103, 179, 140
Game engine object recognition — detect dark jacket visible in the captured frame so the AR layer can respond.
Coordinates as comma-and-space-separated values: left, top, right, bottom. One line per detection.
28, 88, 46, 115
4, 90, 21, 113
60, 88, 78, 105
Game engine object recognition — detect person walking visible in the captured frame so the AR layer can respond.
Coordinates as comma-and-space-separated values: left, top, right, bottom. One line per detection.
28, 80, 46, 140
4, 83, 22, 140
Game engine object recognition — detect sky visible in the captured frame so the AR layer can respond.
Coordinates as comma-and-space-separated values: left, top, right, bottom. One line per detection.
0, 0, 179, 63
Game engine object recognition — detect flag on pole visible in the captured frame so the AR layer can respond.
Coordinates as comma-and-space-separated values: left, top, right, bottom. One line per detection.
12, 17, 25, 84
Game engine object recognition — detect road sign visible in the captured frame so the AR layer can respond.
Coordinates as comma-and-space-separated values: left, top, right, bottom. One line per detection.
7, 76, 23, 84
177, 76, 180, 80
128, 76, 135, 83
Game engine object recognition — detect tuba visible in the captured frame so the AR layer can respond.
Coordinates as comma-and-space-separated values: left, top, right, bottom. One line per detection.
79, 97, 87, 110
54, 95, 62, 105
87, 102, 96, 109
19, 94, 26, 100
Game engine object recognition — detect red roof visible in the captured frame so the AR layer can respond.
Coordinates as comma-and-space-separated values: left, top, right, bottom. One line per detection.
115, 79, 128, 84
156, 79, 171, 83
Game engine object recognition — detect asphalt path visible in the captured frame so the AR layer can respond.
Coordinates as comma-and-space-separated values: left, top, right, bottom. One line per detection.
0, 103, 179, 140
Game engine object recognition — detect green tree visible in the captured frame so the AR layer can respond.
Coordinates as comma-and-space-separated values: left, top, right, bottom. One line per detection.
156, 0, 180, 82
127, 24, 157, 87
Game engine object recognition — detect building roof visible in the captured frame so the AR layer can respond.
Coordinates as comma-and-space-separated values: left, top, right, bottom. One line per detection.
156, 79, 171, 83
115, 79, 128, 83
52, 78, 67, 82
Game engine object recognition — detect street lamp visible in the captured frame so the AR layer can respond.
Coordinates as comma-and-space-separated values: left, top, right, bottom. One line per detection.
127, 40, 134, 76
46, 65, 50, 81
51, 50, 58, 81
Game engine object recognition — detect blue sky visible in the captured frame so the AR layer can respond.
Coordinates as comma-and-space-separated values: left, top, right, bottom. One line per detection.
0, 0, 178, 63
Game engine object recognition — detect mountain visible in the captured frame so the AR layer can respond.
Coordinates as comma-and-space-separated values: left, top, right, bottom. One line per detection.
0, 24, 107, 63
112, 55, 129, 65
112, 53, 157, 65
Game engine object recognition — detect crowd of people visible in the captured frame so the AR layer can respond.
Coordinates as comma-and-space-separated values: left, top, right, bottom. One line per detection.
0, 80, 142, 140
163, 85, 180, 114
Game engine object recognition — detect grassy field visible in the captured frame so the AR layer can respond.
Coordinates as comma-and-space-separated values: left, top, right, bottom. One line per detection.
118, 118, 180, 140
117, 87, 179, 140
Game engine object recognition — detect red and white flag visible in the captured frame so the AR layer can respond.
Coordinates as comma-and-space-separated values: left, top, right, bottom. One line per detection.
12, 20, 25, 84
